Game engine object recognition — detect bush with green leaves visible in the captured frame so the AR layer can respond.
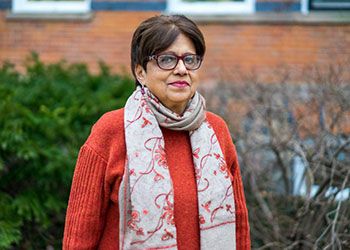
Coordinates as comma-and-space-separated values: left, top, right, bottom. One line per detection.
0, 53, 134, 249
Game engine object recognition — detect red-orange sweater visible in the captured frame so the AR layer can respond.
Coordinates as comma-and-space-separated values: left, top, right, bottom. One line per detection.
63, 108, 250, 249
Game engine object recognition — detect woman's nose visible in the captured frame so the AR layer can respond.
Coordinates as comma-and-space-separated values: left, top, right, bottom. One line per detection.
174, 59, 188, 75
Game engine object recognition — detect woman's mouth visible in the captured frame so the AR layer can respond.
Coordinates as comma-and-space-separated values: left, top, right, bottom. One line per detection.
168, 81, 190, 88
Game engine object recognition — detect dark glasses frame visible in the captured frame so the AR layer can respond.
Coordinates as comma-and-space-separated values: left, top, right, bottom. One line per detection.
148, 53, 203, 70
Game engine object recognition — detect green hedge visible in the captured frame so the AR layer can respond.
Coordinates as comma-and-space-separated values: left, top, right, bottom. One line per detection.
0, 53, 134, 249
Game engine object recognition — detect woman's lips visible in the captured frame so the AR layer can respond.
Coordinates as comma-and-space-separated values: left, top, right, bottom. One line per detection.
168, 81, 190, 88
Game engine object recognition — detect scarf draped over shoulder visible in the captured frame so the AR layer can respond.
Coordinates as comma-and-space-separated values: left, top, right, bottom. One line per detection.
119, 87, 236, 249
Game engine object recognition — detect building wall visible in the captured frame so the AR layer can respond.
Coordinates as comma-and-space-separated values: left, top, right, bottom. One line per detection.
0, 11, 157, 74
202, 22, 349, 84
0, 1, 349, 84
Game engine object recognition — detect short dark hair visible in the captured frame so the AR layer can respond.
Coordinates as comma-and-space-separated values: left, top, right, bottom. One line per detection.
130, 15, 206, 86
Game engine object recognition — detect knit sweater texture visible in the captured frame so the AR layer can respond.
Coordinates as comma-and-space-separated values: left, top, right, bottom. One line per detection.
63, 108, 250, 249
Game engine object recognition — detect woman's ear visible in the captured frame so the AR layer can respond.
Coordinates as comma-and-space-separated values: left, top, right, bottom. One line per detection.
135, 64, 147, 86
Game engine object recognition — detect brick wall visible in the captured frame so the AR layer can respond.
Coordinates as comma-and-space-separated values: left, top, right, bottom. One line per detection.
1, 11, 349, 84
201, 23, 350, 84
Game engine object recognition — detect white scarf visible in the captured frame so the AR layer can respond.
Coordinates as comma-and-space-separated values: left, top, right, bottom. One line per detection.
119, 87, 236, 249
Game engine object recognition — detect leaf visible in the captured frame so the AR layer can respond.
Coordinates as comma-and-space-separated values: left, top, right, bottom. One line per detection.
0, 53, 134, 248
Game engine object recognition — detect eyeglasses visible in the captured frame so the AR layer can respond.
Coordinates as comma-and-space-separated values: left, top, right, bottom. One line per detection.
148, 53, 203, 70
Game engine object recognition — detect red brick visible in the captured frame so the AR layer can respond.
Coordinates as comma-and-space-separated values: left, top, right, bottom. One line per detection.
1, 11, 349, 84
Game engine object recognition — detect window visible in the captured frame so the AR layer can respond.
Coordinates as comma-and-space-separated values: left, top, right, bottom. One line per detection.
167, 0, 255, 15
12, 0, 91, 14
310, 0, 350, 10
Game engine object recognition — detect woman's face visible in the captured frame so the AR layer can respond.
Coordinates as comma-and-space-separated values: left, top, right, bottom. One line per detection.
135, 33, 201, 115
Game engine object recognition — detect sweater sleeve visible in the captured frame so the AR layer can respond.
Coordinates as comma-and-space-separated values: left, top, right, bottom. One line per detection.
231, 145, 251, 250
63, 144, 109, 250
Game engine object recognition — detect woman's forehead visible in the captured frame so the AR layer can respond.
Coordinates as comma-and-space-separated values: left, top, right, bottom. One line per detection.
157, 34, 196, 54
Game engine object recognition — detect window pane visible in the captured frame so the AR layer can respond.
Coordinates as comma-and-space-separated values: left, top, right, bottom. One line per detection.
167, 0, 255, 14
313, 0, 350, 2
28, 0, 84, 1
183, 0, 243, 2
311, 0, 350, 9
13, 0, 90, 13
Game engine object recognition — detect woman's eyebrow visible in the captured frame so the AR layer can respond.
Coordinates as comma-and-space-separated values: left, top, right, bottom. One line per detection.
160, 51, 196, 55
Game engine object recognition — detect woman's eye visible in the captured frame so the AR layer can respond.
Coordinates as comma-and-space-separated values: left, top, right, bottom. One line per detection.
160, 55, 176, 64
184, 56, 195, 65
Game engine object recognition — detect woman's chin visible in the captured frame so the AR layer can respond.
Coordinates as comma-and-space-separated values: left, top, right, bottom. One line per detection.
161, 96, 189, 113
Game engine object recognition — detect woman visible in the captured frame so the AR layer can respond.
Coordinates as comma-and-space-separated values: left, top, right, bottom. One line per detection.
63, 15, 250, 249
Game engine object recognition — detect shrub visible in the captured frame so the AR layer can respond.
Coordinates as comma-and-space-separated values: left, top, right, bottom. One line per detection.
0, 53, 134, 249
203, 63, 350, 248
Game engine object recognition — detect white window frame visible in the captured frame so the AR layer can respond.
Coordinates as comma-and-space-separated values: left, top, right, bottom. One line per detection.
166, 0, 255, 15
12, 0, 91, 14
301, 0, 309, 14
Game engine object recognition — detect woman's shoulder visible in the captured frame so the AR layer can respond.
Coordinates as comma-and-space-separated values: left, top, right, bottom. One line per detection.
206, 111, 237, 165
84, 108, 125, 160
206, 111, 230, 134
91, 108, 125, 133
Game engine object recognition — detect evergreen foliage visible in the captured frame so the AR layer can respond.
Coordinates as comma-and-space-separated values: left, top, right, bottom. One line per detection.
0, 53, 134, 249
